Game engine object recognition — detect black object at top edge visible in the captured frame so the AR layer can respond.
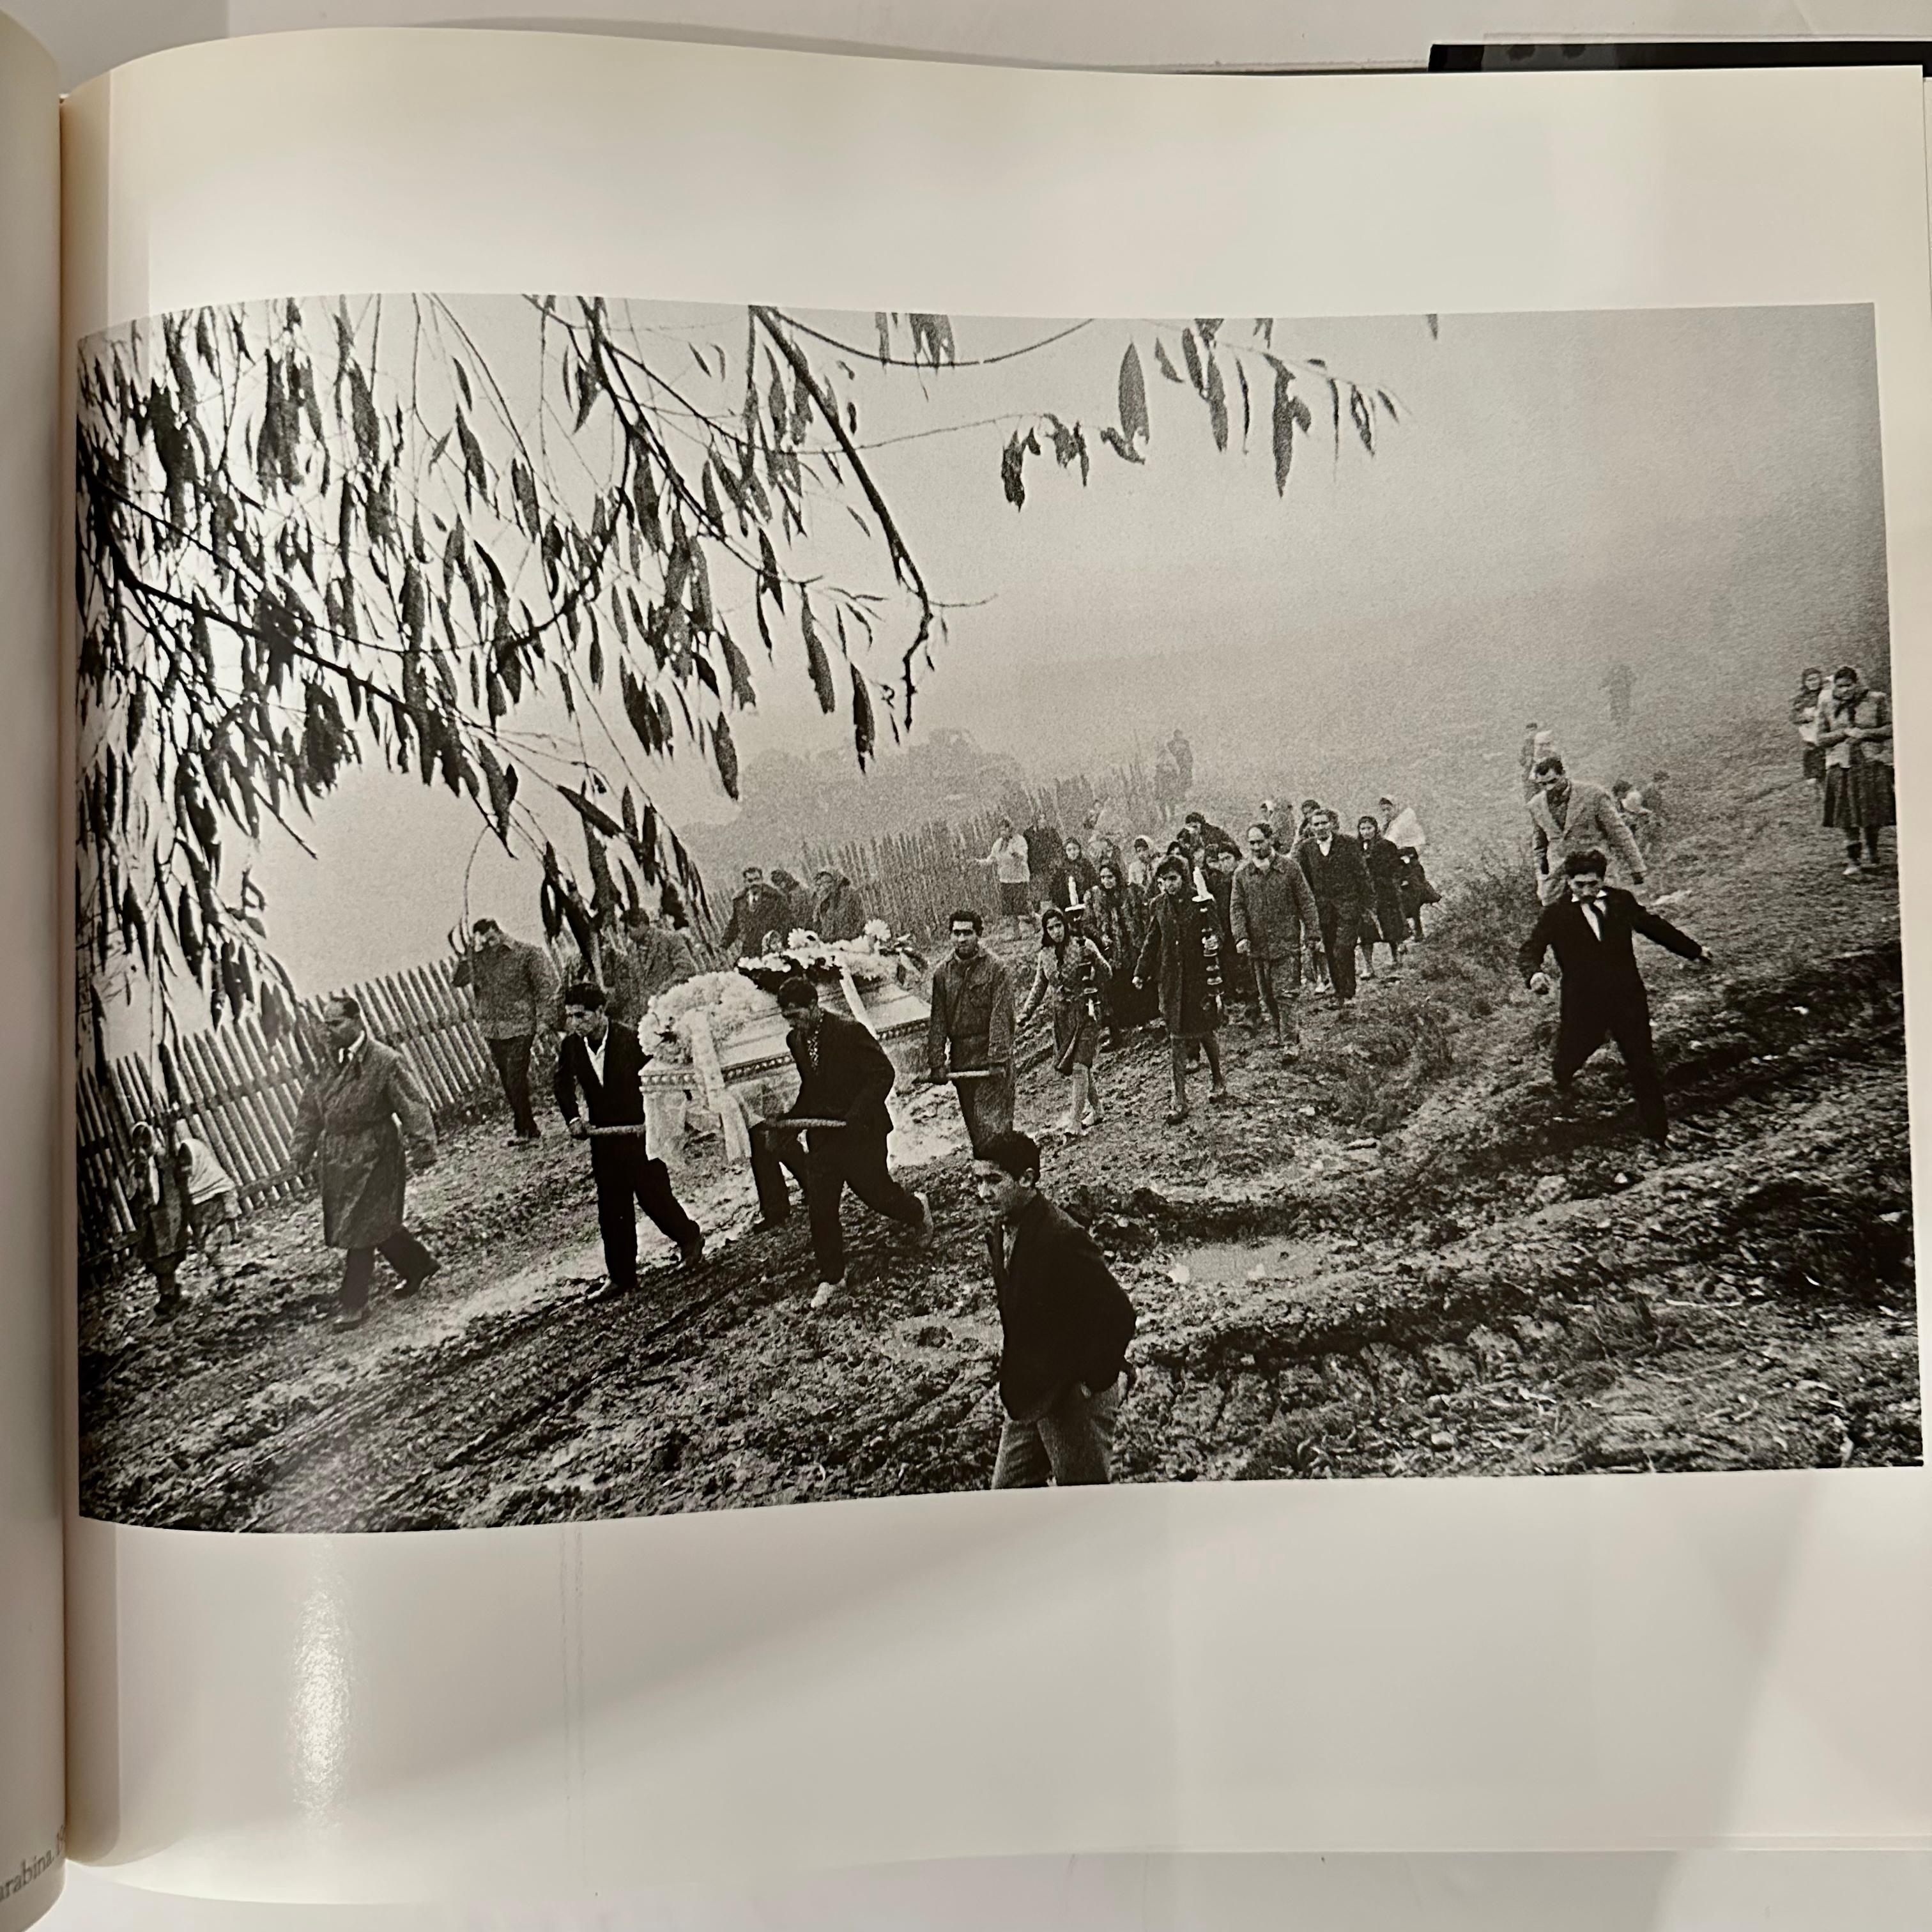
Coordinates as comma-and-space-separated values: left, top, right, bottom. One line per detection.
1429, 42, 1932, 75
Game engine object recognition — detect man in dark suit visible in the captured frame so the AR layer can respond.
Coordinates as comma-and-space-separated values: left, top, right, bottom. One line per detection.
974, 1129, 1136, 1487
554, 982, 705, 1298
1292, 808, 1372, 1008
749, 975, 933, 1309
1517, 849, 1712, 1146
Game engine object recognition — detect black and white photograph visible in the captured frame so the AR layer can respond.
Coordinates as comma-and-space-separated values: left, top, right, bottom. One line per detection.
73, 292, 1922, 1530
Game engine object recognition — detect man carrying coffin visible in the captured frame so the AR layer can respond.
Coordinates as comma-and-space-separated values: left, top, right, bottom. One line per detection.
749, 976, 933, 1309
554, 982, 705, 1298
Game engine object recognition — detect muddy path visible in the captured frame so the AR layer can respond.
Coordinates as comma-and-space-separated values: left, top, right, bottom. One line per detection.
79, 723, 1921, 1529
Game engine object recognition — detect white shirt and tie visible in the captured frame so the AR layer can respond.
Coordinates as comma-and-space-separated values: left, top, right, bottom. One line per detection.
1578, 897, 1606, 942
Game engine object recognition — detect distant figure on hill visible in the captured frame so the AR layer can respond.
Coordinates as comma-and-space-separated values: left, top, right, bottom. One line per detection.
1814, 663, 1895, 878
1602, 659, 1636, 728
1519, 848, 1710, 1147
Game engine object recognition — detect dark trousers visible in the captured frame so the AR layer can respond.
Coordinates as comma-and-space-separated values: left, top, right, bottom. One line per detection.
592, 1144, 701, 1292
749, 1119, 811, 1223
1554, 997, 1669, 1142
753, 1120, 921, 1282
341, 1229, 437, 1314
1319, 906, 1360, 1002
487, 1033, 538, 1137
1250, 953, 1302, 1042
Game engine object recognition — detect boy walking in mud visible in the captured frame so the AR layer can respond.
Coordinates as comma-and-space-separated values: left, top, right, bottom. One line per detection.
554, 983, 705, 1298
1518, 849, 1712, 1147
974, 1130, 1136, 1488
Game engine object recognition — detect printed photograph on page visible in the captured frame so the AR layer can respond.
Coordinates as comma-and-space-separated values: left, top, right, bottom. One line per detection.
73, 296, 1922, 1530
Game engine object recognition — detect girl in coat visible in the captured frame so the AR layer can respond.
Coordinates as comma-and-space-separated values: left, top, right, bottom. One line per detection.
1133, 858, 1231, 1124
1087, 860, 1147, 1043
1790, 666, 1827, 789
1048, 837, 1100, 912
1815, 663, 1895, 877
1017, 907, 1112, 1137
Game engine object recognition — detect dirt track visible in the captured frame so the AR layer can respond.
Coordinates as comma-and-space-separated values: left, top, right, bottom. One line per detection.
79, 723, 1922, 1529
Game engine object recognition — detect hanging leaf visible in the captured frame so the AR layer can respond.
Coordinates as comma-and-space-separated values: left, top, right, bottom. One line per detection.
801, 598, 836, 713
1153, 340, 1184, 384
712, 715, 740, 799
1425, 313, 1439, 340
1117, 342, 1149, 448
1181, 328, 1206, 397
850, 666, 875, 767
1204, 357, 1229, 452
1349, 385, 1376, 455
1270, 363, 1296, 496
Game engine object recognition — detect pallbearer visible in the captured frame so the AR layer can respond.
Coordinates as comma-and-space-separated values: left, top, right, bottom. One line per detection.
553, 982, 705, 1300
290, 993, 441, 1331
925, 908, 1016, 1154
750, 976, 933, 1309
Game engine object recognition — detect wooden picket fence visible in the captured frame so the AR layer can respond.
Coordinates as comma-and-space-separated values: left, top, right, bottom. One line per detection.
802, 761, 1165, 941
78, 954, 516, 1273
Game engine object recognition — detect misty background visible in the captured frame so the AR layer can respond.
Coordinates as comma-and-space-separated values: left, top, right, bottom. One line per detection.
223, 299, 1889, 990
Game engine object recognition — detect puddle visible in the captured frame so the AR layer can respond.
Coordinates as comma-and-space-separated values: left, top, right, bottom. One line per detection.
1162, 1237, 1332, 1291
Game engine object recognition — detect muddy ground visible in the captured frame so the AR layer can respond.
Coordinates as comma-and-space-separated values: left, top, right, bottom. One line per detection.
80, 722, 1921, 1529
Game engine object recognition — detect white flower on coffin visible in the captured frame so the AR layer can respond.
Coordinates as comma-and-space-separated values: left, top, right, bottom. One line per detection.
862, 918, 893, 946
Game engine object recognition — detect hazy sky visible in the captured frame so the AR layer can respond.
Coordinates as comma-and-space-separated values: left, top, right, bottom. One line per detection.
130, 297, 1888, 997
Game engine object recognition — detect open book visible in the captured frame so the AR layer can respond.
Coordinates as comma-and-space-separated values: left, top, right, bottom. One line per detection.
4, 20, 1931, 1925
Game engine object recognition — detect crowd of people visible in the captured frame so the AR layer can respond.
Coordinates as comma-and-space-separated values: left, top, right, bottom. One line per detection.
128, 666, 1894, 1492
972, 795, 1441, 1124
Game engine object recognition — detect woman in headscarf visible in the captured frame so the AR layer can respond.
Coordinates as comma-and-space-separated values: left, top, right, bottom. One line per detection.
1087, 857, 1147, 1044
1048, 836, 1100, 912
1016, 905, 1112, 1137
1814, 663, 1894, 877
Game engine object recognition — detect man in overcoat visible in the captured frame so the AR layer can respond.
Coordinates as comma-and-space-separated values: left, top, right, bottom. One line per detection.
291, 993, 441, 1330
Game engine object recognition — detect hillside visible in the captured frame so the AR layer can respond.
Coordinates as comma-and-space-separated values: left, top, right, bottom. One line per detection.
77, 717, 1919, 1528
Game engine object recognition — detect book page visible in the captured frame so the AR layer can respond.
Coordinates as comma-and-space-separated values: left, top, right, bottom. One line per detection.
61, 29, 1932, 1899
0, 17, 66, 1932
